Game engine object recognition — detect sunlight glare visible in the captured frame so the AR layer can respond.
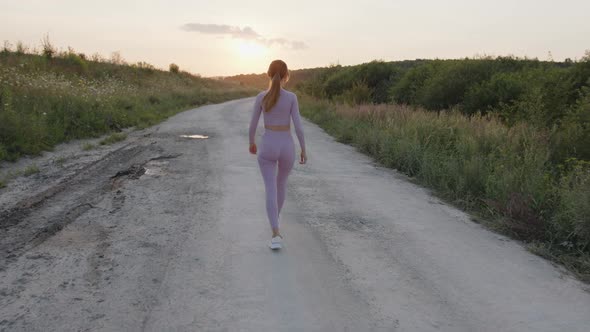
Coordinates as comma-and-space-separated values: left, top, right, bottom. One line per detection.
236, 40, 267, 58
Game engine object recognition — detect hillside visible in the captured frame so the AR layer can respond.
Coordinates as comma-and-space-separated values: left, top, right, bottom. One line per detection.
0, 45, 256, 164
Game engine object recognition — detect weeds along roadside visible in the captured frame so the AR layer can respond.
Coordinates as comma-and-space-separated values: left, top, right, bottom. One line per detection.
299, 95, 590, 282
0, 48, 257, 163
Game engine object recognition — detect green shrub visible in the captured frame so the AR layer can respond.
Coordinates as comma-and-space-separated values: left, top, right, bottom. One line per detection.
550, 88, 590, 162
135, 61, 155, 73
390, 62, 438, 104
550, 159, 590, 263
23, 164, 40, 176
417, 60, 497, 110
323, 67, 358, 98
463, 71, 527, 115
0, 143, 7, 160
82, 143, 95, 151
338, 81, 372, 105
355, 61, 400, 103
63, 52, 89, 73
1, 41, 11, 55
100, 132, 127, 145
15, 41, 27, 55
41, 34, 55, 59
169, 63, 179, 73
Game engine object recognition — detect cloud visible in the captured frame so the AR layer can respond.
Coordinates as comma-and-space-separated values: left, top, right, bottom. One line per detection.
181, 23, 307, 50
181, 23, 260, 40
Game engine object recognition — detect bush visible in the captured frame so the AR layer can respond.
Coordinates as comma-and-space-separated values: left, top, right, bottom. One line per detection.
82, 143, 95, 151
0, 143, 7, 160
23, 164, 40, 176
390, 62, 438, 105
63, 52, 89, 73
1, 41, 11, 55
323, 67, 358, 98
41, 34, 55, 59
110, 51, 125, 65
463, 71, 527, 115
550, 87, 590, 162
552, 159, 590, 251
169, 63, 179, 73
15, 41, 27, 55
135, 61, 155, 73
355, 61, 400, 103
338, 81, 372, 105
417, 60, 496, 110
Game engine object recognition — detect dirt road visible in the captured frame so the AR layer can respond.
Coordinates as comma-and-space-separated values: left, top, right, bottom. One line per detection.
1, 97, 589, 331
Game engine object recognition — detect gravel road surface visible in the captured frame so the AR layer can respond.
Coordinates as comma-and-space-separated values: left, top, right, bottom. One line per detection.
1, 97, 589, 331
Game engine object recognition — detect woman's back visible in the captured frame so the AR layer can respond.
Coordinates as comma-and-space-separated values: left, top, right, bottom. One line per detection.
257, 88, 294, 126
249, 88, 305, 152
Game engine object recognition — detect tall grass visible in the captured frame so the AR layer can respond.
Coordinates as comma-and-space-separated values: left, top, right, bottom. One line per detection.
0, 43, 256, 162
300, 96, 590, 281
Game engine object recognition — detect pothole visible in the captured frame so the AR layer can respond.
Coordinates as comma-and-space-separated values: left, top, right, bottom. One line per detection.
144, 160, 168, 177
179, 134, 209, 139
110, 164, 146, 180
110, 153, 181, 184
110, 163, 146, 190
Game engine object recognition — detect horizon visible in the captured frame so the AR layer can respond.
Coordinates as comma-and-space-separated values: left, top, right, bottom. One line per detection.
3, 37, 586, 79
1, 0, 589, 77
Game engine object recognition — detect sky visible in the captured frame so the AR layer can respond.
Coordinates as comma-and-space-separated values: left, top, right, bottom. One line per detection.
1, 0, 589, 77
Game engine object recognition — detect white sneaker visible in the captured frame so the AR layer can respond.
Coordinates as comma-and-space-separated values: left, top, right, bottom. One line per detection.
269, 236, 283, 250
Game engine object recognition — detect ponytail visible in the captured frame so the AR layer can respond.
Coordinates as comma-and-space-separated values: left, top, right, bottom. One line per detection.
262, 60, 289, 112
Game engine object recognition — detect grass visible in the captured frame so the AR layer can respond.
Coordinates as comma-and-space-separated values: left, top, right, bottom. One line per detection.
54, 156, 67, 166
82, 143, 95, 151
0, 169, 27, 188
99, 133, 127, 145
0, 43, 256, 162
299, 95, 590, 282
23, 164, 39, 176
0, 179, 5, 188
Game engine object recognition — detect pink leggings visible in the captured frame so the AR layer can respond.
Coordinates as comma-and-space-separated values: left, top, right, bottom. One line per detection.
257, 130, 295, 230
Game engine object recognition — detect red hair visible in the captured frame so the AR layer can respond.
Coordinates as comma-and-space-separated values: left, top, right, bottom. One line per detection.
262, 60, 289, 112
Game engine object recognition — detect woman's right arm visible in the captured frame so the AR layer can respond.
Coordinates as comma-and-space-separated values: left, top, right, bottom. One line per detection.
249, 93, 263, 145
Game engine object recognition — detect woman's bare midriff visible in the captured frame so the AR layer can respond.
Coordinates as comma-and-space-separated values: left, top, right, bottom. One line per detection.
265, 124, 290, 131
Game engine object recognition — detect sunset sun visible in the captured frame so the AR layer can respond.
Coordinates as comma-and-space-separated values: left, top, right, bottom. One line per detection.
235, 40, 267, 58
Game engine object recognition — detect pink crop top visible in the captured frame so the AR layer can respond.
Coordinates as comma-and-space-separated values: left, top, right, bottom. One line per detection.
249, 88, 306, 151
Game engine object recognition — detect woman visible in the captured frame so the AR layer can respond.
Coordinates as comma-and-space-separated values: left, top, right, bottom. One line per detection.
248, 60, 307, 250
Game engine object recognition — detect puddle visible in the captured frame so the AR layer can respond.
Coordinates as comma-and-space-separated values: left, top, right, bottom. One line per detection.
180, 134, 209, 139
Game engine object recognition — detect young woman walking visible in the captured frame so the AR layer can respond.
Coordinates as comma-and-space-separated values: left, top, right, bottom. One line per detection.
248, 60, 307, 250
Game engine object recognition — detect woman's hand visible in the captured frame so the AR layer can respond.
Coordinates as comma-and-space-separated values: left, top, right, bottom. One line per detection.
300, 150, 307, 164
249, 143, 257, 155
